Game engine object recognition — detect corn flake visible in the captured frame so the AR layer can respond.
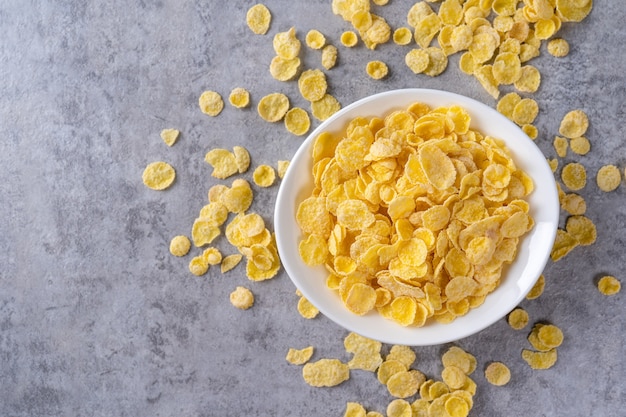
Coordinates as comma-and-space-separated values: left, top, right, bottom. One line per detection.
547, 38, 570, 57
596, 165, 621, 192
559, 109, 589, 138
366, 60, 389, 80
302, 359, 350, 387
405, 49, 430, 74
311, 94, 341, 121
246, 4, 271, 35
512, 98, 539, 125
198, 90, 224, 116
597, 275, 621, 296
507, 307, 529, 329
521, 348, 557, 370
306, 29, 326, 49
299, 69, 328, 102
221, 254, 243, 273
277, 160, 290, 179
257, 93, 290, 122
387, 370, 421, 398
386, 345, 416, 368
321, 45, 338, 70
205, 148, 238, 179
273, 27, 301, 59
393, 27, 413, 45
484, 362, 511, 386
341, 30, 359, 47
189, 256, 209, 276
286, 346, 314, 365
169, 235, 191, 257
387, 399, 412, 417
344, 402, 367, 417
160, 128, 179, 147
230, 286, 254, 310
142, 161, 176, 190
270, 56, 301, 81
561, 162, 586, 190
297, 295, 320, 319
228, 87, 250, 108
565, 215, 596, 246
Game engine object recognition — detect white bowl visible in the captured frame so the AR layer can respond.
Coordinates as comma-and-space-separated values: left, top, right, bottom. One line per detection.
274, 88, 559, 346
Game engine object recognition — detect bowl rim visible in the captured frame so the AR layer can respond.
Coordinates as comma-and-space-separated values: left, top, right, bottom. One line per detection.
274, 88, 559, 346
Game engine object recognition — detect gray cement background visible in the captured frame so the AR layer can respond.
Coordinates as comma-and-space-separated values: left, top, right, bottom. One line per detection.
0, 1, 624, 416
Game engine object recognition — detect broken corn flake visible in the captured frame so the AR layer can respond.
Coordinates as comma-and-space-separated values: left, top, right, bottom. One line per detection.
553, 136, 568, 158
284, 107, 311, 136
205, 148, 239, 179
286, 346, 314, 365
507, 307, 529, 330
305, 29, 326, 49
273, 27, 301, 59
228, 87, 250, 108
160, 128, 179, 147
198, 90, 224, 116
565, 215, 596, 246
302, 358, 350, 387
393, 27, 413, 45
257, 92, 290, 122
142, 161, 176, 190
561, 162, 587, 191
550, 228, 578, 262
597, 275, 621, 296
277, 160, 290, 179
366, 60, 389, 80
253, 164, 276, 187
596, 165, 621, 192
559, 109, 589, 138
526, 274, 545, 300
297, 295, 320, 319
230, 286, 254, 310
321, 45, 338, 70
484, 362, 511, 386
246, 3, 271, 35
220, 254, 243, 273
340, 30, 358, 47
522, 348, 557, 370
233, 145, 251, 174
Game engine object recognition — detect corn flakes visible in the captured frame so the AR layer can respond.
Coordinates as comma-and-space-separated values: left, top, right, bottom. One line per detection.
561, 193, 586, 215
189, 256, 209, 276
507, 307, 529, 329
559, 109, 589, 138
393, 27, 413, 45
553, 136, 568, 158
547, 38, 570, 57
160, 128, 179, 147
387, 370, 421, 398
522, 348, 557, 370
512, 98, 539, 125
233, 145, 250, 174
306, 29, 326, 49
386, 345, 416, 368
344, 402, 367, 417
286, 346, 314, 365
302, 359, 350, 387
142, 161, 176, 190
321, 45, 338, 70
246, 3, 271, 35
526, 274, 545, 299
273, 27, 301, 59
198, 90, 224, 116
169, 235, 191, 257
424, 47, 449, 77
228, 87, 250, 108
550, 229, 578, 261
366, 60, 389, 80
597, 275, 621, 296
565, 215, 596, 246
202, 247, 222, 266
277, 160, 290, 179
596, 165, 621, 192
341, 30, 358, 47
270, 56, 301, 82
569, 136, 590, 155
561, 162, 586, 190
297, 295, 320, 319
230, 286, 254, 310
205, 148, 239, 179
311, 94, 341, 121
484, 362, 511, 386
257, 92, 290, 122
405, 49, 430, 74
387, 399, 412, 417
299, 69, 328, 102
221, 254, 243, 273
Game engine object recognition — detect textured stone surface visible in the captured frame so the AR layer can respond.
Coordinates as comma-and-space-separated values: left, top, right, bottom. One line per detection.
0, 1, 624, 416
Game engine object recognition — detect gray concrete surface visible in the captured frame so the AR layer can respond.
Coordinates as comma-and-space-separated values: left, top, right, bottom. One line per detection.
1, 1, 624, 416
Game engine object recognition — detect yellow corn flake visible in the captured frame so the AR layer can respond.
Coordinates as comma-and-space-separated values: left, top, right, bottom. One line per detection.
445, 276, 478, 303
561, 162, 587, 191
377, 359, 407, 385
341, 30, 359, 47
228, 87, 250, 108
299, 69, 328, 102
514, 65, 541, 93
257, 92, 290, 122
507, 307, 529, 329
221, 179, 254, 213
321, 45, 338, 70
302, 359, 350, 387
548, 158, 558, 172
496, 92, 521, 120
344, 402, 367, 417
547, 38, 570, 57
298, 233, 328, 266
366, 60, 389, 80
458, 52, 476, 75
537, 324, 564, 348
596, 165, 621, 192
229, 286, 254, 310
553, 136, 568, 158
393, 27, 413, 45
597, 275, 621, 296
441, 346, 473, 374
386, 345, 416, 368
345, 283, 377, 315
550, 229, 578, 261
362, 14, 392, 49
556, 0, 593, 23
205, 148, 239, 179
189, 256, 209, 276
474, 65, 500, 99
208, 184, 228, 203
569, 136, 590, 155
198, 90, 224, 116
492, 52, 521, 85
269, 56, 301, 82
282, 107, 311, 137
386, 399, 412, 417
273, 27, 301, 59
202, 247, 222, 266
232, 145, 250, 174
337, 199, 375, 230
565, 215, 596, 246
306, 29, 326, 49
526, 274, 545, 299
246, 3, 271, 35
424, 47, 449, 77
522, 124, 538, 140
142, 161, 176, 192
297, 196, 332, 237
419, 143, 456, 190
220, 254, 243, 273
561, 193, 586, 215
522, 348, 557, 370
484, 362, 511, 386
311, 94, 341, 121
286, 346, 314, 365
191, 218, 221, 247
277, 160, 290, 179
559, 109, 589, 138
512, 98, 539, 125
441, 365, 467, 390
414, 13, 442, 49
405, 49, 430, 74
297, 295, 320, 319
169, 235, 191, 257
444, 396, 470, 417
246, 245, 280, 281
160, 128, 179, 147
387, 370, 421, 398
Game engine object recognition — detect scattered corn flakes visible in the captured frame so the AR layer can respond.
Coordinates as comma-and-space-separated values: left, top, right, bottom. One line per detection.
228, 87, 250, 108
565, 215, 596, 246
142, 161, 176, 190
522, 348, 557, 370
306, 29, 326, 49
284, 107, 311, 136
507, 307, 529, 329
597, 275, 621, 296
537, 324, 564, 348
160, 128, 179, 147
221, 254, 243, 273
550, 229, 578, 261
386, 345, 416, 368
205, 148, 239, 179
569, 136, 590, 155
559, 109, 589, 138
169, 235, 191, 257
273, 27, 301, 59
526, 274, 545, 300
366, 60, 389, 80
230, 286, 254, 310
512, 98, 539, 125
484, 362, 511, 386
514, 65, 541, 93
198, 90, 224, 116
302, 359, 350, 387
547, 38, 569, 57
321, 45, 338, 70
340, 31, 358, 47
246, 3, 271, 35
189, 255, 209, 276
286, 346, 314, 365
596, 165, 621, 192
405, 49, 430, 74
253, 164, 276, 187
561, 162, 587, 190
202, 247, 222, 265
